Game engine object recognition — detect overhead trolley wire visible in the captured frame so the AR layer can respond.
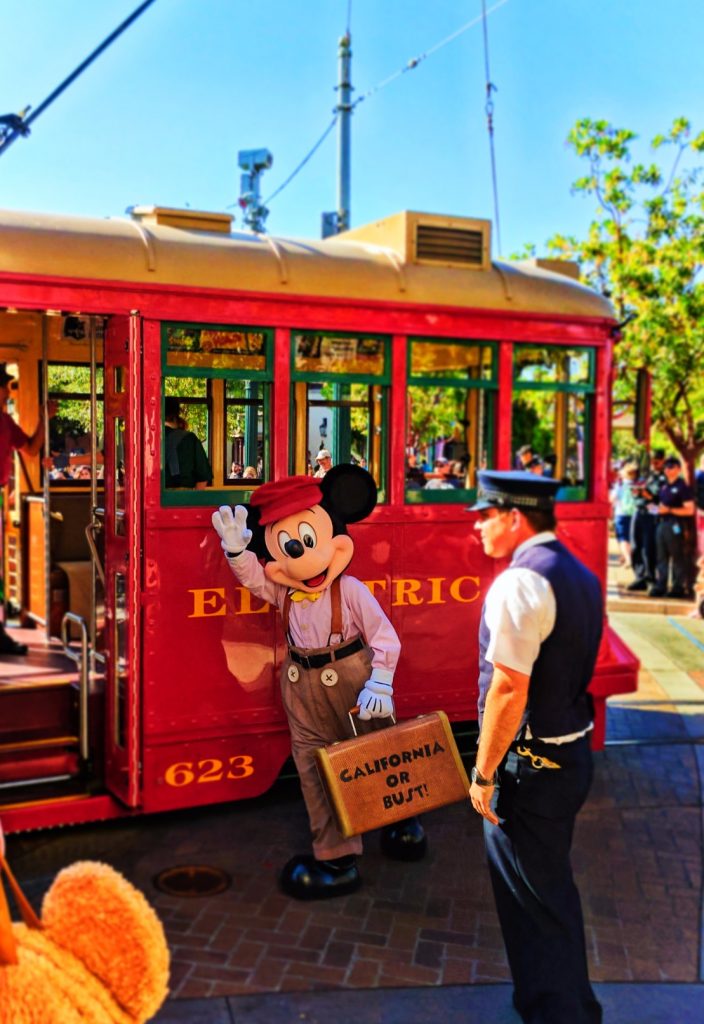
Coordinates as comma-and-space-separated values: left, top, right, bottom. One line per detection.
263, 115, 339, 206
263, 0, 511, 207
482, 0, 503, 255
0, 0, 158, 158
351, 0, 510, 112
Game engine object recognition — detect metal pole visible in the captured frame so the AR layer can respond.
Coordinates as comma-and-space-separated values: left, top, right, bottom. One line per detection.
336, 33, 353, 233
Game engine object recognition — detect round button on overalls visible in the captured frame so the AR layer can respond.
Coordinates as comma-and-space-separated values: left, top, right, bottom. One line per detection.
287, 664, 300, 682
320, 668, 338, 687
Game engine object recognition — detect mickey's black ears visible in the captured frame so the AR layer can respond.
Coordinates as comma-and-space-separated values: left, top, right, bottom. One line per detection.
239, 503, 269, 559
320, 464, 377, 523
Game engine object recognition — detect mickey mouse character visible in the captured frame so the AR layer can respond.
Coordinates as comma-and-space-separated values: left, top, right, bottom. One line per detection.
212, 465, 426, 900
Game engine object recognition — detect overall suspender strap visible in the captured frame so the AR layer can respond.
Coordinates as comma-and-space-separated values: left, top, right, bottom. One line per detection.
282, 591, 292, 642
329, 576, 343, 638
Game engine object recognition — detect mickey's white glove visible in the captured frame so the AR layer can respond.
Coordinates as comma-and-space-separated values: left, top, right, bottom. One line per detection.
357, 676, 395, 721
212, 505, 252, 558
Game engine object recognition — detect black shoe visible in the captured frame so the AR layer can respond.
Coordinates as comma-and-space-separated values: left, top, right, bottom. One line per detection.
380, 817, 427, 862
626, 579, 648, 592
279, 854, 361, 900
0, 634, 28, 655
666, 589, 687, 599
648, 588, 666, 598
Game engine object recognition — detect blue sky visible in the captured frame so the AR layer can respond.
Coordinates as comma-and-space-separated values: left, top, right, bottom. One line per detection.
0, 0, 700, 257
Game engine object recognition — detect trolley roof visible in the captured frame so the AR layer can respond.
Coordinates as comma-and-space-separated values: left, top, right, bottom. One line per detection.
0, 207, 614, 319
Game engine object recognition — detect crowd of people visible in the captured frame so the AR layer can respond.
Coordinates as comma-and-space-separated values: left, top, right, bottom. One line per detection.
303, 448, 367, 479
610, 448, 703, 609
515, 444, 557, 476
228, 463, 260, 481
405, 453, 468, 490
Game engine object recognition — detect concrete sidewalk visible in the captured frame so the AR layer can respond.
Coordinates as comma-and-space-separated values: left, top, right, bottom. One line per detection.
153, 981, 704, 1023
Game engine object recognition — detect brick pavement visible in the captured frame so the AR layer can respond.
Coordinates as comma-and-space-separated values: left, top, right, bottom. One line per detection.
7, 722, 702, 1001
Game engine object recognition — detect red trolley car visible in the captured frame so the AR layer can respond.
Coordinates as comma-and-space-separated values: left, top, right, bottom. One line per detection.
0, 206, 637, 834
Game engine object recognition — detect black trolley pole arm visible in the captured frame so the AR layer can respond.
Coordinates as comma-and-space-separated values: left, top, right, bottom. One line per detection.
0, 0, 157, 158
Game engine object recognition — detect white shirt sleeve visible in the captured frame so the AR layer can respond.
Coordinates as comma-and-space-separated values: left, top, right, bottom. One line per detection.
483, 567, 556, 676
342, 575, 401, 683
225, 549, 282, 608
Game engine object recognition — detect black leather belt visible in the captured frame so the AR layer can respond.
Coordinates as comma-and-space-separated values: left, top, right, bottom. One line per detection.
289, 637, 364, 671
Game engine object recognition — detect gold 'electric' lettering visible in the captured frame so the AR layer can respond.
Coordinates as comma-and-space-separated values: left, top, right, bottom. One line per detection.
363, 579, 387, 598
235, 587, 270, 615
188, 575, 481, 617
448, 575, 481, 603
392, 579, 424, 606
188, 588, 227, 618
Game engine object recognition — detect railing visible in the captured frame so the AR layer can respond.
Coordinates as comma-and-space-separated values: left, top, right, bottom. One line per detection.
60, 612, 90, 762
85, 518, 106, 587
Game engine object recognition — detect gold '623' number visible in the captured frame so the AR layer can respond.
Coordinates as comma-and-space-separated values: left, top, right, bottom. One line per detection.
164, 755, 255, 788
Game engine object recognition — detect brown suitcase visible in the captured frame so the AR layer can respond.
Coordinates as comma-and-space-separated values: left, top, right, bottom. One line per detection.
315, 710, 470, 838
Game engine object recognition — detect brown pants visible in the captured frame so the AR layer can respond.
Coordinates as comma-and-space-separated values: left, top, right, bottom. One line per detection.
281, 637, 387, 860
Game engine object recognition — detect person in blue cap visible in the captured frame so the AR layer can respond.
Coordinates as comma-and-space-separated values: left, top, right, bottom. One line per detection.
468, 470, 603, 1024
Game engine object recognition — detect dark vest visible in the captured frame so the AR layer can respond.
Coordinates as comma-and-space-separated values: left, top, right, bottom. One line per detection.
478, 539, 603, 737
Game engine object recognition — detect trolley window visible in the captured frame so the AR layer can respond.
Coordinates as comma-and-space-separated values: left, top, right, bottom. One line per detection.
291, 331, 389, 499
161, 322, 272, 506
511, 345, 594, 500
46, 363, 104, 486
405, 339, 496, 503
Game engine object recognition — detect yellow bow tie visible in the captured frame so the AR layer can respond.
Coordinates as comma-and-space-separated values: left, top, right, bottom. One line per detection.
289, 589, 324, 603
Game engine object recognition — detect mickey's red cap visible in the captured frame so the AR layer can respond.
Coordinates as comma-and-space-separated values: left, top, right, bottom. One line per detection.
249, 476, 323, 525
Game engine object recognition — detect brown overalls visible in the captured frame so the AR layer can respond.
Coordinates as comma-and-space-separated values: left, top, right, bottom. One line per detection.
280, 576, 388, 860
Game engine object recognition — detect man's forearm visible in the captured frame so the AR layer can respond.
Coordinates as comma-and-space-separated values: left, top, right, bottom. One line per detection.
476, 663, 530, 778
23, 421, 44, 456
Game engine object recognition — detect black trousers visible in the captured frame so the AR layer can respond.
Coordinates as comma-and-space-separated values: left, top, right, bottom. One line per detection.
655, 518, 689, 592
484, 736, 601, 1024
630, 509, 657, 582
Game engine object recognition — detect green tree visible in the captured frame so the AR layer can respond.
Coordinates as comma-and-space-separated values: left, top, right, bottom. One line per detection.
545, 117, 704, 480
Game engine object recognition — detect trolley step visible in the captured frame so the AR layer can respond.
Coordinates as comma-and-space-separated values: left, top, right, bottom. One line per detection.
0, 735, 79, 755
0, 674, 79, 693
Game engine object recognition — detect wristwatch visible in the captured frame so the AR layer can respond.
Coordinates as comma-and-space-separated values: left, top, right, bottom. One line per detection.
471, 765, 497, 787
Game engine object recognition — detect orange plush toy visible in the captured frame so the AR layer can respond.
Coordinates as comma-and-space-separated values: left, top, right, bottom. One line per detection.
0, 853, 169, 1024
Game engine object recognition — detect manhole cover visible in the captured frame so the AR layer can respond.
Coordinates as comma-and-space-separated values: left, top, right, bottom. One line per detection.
153, 865, 232, 897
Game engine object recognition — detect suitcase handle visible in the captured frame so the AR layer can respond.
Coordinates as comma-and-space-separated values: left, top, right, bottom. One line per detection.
348, 706, 397, 737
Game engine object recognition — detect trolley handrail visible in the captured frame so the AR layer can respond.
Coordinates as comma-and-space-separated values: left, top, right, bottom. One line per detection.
85, 520, 106, 587
61, 612, 90, 762
92, 506, 126, 520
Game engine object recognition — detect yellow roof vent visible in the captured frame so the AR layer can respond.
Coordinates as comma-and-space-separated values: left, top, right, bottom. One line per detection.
338, 211, 491, 270
128, 205, 233, 234
524, 257, 581, 281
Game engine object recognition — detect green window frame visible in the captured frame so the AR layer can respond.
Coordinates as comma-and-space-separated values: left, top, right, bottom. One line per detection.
290, 330, 390, 501
161, 321, 273, 507
45, 361, 104, 488
512, 345, 595, 501
405, 338, 497, 504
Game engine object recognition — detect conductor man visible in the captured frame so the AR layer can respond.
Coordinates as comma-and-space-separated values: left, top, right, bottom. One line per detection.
468, 470, 603, 1024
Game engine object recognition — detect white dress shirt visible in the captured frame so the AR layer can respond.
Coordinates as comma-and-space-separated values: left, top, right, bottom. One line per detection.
483, 532, 591, 744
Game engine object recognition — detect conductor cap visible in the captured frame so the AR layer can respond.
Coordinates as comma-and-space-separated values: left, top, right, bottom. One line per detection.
468, 470, 560, 512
